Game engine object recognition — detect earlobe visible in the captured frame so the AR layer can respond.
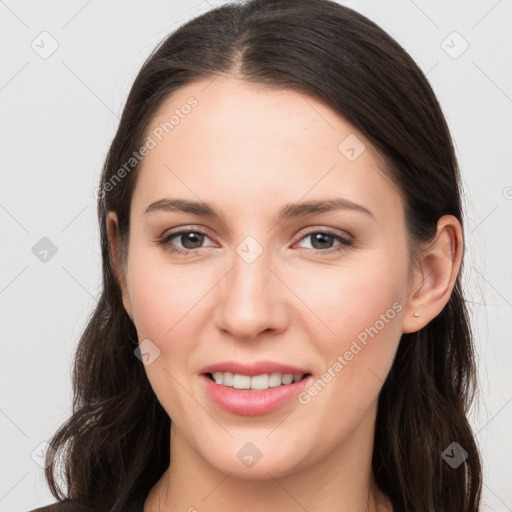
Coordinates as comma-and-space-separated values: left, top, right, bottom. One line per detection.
106, 212, 134, 321
401, 215, 463, 333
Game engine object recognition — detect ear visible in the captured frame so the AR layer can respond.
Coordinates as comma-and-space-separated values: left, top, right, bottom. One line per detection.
401, 215, 463, 333
106, 212, 134, 321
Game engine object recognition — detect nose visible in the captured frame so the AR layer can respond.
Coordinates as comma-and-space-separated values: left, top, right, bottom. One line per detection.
214, 243, 290, 341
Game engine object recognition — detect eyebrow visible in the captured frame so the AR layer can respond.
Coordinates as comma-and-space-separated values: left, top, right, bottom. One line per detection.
144, 197, 375, 222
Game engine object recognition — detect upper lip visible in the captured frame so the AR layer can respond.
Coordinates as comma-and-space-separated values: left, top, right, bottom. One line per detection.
200, 360, 311, 377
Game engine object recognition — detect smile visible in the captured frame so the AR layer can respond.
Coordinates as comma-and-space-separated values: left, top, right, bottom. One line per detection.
201, 372, 313, 416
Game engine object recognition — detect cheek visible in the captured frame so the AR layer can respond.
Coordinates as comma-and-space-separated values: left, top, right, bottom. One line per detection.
296, 251, 406, 403
126, 246, 205, 342
126, 254, 208, 417
294, 266, 405, 439
303, 255, 405, 340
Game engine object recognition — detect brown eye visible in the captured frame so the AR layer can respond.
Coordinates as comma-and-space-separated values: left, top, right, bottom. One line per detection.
157, 228, 214, 255
175, 231, 205, 249
296, 230, 353, 254
310, 233, 335, 250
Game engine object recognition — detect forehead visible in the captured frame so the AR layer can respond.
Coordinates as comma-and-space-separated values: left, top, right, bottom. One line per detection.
131, 76, 403, 223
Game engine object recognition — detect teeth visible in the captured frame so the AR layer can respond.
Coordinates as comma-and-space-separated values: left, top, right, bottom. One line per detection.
233, 374, 251, 389
211, 372, 305, 390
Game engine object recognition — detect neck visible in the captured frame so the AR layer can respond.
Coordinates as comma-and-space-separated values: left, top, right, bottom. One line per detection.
144, 404, 392, 512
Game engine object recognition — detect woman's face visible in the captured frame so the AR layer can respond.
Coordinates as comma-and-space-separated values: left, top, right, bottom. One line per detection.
113, 76, 416, 479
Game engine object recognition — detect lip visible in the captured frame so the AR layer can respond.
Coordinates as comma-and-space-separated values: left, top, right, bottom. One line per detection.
199, 360, 311, 377
200, 373, 314, 416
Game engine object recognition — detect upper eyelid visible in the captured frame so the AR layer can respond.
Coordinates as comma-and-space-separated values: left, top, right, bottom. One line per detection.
294, 225, 352, 240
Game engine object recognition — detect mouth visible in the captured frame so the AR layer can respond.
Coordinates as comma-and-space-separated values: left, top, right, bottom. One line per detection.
203, 371, 312, 391
200, 371, 314, 416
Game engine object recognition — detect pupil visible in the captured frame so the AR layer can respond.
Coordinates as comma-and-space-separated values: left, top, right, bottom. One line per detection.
182, 232, 203, 249
312, 233, 333, 249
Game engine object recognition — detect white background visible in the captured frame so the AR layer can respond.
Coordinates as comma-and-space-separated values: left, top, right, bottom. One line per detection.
1, 0, 511, 510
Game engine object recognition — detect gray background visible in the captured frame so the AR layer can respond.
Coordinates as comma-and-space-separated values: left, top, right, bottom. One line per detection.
1, 0, 511, 510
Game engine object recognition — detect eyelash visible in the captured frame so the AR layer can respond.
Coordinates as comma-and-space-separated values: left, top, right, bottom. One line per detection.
156, 227, 354, 256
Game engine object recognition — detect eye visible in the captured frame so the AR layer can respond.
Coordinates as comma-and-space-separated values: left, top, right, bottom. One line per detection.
157, 228, 215, 255
156, 227, 354, 257
295, 229, 353, 254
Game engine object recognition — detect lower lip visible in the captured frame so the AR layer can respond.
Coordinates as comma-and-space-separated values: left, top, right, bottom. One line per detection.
200, 374, 313, 416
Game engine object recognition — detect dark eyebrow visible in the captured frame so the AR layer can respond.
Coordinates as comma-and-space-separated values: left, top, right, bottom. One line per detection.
144, 199, 227, 221
279, 198, 375, 220
144, 197, 375, 222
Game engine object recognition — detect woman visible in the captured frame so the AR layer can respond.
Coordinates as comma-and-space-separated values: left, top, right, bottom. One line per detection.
32, 0, 482, 510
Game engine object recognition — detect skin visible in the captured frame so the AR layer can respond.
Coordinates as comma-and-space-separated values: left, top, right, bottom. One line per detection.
107, 75, 463, 511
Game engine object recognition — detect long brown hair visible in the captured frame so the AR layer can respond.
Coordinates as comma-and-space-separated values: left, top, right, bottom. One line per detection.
45, 0, 482, 510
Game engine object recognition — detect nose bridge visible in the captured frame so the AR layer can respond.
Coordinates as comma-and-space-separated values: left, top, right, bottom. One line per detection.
215, 235, 286, 338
